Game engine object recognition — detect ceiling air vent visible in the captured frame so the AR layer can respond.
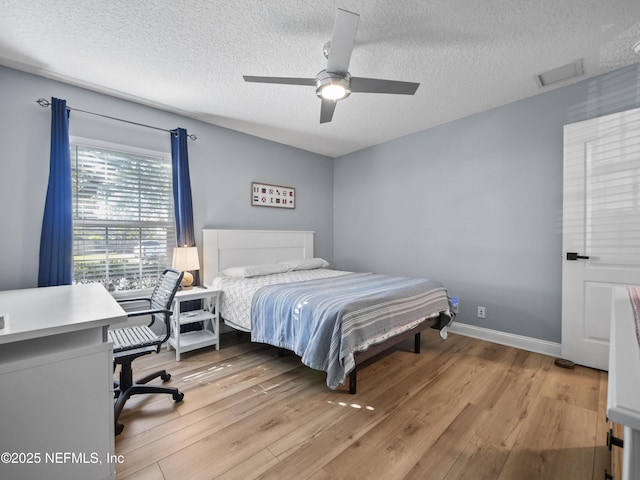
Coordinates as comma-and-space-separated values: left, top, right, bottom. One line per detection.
535, 59, 584, 88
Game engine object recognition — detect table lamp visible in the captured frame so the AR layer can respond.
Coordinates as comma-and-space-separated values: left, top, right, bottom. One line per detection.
172, 246, 200, 289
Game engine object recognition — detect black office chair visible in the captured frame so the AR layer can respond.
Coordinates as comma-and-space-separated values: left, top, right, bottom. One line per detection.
109, 268, 185, 435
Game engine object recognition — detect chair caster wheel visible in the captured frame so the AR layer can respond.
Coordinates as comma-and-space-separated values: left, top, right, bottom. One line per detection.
173, 392, 184, 403
115, 422, 124, 436
161, 372, 171, 382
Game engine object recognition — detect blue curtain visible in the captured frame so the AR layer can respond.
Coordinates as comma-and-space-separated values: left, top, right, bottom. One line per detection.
171, 128, 196, 250
38, 98, 72, 287
171, 128, 200, 323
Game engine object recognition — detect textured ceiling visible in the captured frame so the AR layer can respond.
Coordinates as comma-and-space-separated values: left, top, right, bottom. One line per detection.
1, 1, 640, 157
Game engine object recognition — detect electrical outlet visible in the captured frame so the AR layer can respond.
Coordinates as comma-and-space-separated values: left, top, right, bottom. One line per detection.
477, 306, 486, 319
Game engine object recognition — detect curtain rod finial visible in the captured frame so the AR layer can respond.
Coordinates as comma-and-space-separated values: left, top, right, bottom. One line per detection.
172, 129, 197, 141
37, 98, 51, 108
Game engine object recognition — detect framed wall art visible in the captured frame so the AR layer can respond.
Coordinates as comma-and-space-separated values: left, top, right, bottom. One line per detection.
251, 182, 296, 209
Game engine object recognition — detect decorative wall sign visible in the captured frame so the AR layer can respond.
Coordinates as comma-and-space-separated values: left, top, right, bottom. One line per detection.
251, 182, 296, 209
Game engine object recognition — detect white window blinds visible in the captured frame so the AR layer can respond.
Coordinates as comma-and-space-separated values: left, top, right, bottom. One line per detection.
71, 142, 176, 291
585, 128, 640, 265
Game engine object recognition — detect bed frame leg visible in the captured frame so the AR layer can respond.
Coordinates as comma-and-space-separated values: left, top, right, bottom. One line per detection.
349, 369, 357, 394
414, 332, 421, 354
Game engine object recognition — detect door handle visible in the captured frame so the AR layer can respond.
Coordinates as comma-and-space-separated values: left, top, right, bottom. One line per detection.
566, 252, 590, 261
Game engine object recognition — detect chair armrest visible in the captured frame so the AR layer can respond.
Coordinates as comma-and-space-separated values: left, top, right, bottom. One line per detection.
117, 297, 152, 305
125, 308, 173, 318
125, 308, 174, 343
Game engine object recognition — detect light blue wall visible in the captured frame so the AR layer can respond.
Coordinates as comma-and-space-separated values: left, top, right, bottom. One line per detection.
333, 64, 640, 343
3, 63, 640, 344
0, 66, 333, 291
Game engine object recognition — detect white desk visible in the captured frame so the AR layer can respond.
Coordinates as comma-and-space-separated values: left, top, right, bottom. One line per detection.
0, 284, 126, 480
607, 288, 640, 480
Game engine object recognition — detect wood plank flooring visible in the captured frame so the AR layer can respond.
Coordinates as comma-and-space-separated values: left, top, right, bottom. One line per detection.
114, 331, 610, 480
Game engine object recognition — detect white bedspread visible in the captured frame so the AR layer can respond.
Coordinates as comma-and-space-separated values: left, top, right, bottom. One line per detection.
210, 269, 350, 331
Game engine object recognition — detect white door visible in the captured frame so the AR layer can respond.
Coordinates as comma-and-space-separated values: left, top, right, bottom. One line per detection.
562, 107, 640, 371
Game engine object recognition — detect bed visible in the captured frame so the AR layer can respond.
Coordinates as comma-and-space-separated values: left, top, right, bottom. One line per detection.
202, 229, 455, 393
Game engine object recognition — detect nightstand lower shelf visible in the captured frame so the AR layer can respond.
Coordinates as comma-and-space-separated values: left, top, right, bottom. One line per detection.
168, 329, 217, 352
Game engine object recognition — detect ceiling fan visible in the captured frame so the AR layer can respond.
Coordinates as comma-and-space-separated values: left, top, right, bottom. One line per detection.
243, 8, 420, 124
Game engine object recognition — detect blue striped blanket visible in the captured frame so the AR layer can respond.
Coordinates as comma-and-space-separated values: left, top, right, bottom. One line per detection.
251, 273, 451, 389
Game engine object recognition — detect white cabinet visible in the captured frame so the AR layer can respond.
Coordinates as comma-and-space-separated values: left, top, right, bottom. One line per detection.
0, 343, 116, 480
607, 288, 640, 480
168, 288, 220, 361
0, 284, 126, 480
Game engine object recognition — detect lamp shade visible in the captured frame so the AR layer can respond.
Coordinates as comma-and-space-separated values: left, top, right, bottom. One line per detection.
172, 246, 200, 272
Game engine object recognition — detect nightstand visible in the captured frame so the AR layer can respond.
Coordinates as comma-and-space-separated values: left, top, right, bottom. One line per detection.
168, 287, 220, 361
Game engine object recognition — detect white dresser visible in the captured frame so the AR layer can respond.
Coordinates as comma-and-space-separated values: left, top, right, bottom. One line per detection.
607, 287, 640, 480
0, 284, 126, 480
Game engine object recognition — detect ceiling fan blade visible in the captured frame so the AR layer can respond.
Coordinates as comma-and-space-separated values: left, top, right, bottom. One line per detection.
325, 9, 360, 75
320, 98, 337, 124
350, 77, 420, 95
243, 76, 316, 86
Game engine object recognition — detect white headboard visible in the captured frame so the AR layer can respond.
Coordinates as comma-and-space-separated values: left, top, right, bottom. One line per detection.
202, 229, 315, 285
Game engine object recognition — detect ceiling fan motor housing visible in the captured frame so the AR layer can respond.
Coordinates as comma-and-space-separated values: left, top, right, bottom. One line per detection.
316, 70, 351, 100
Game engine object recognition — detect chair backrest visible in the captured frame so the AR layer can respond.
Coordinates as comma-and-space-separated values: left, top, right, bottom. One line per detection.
150, 269, 184, 312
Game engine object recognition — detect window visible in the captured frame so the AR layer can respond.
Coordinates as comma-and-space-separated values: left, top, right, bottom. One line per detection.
71, 140, 175, 291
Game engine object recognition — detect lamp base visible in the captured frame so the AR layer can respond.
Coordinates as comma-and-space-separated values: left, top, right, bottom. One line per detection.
181, 271, 194, 290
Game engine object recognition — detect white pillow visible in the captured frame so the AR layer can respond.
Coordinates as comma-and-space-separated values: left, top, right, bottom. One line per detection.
278, 258, 329, 271
222, 263, 290, 278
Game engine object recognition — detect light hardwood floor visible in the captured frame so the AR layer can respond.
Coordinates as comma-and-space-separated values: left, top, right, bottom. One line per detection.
114, 331, 610, 480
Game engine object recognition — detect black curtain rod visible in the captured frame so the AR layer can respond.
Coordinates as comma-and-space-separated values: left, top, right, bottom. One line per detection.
36, 98, 197, 140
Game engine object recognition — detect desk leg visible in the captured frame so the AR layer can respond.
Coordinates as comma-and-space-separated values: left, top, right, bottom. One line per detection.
624, 426, 640, 480
173, 299, 181, 361
214, 295, 220, 350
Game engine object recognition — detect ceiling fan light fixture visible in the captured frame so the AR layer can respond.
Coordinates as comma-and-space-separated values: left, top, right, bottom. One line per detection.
316, 71, 351, 101
321, 83, 348, 100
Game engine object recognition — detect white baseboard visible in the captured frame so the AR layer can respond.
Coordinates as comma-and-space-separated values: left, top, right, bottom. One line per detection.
448, 322, 561, 358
